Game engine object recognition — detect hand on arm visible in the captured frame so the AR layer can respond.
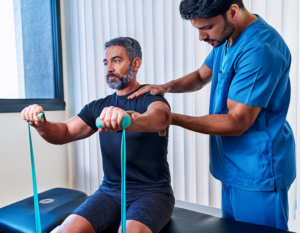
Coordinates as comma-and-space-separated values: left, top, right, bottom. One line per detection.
172, 99, 261, 136
21, 104, 96, 144
127, 63, 212, 99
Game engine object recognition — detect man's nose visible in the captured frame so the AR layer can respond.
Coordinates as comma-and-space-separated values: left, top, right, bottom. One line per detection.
198, 30, 208, 41
106, 62, 114, 73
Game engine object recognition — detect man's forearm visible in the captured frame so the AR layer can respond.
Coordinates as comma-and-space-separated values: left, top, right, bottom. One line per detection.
172, 113, 246, 136
35, 121, 70, 145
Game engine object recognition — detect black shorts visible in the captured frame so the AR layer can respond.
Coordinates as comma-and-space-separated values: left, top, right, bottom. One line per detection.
72, 184, 175, 233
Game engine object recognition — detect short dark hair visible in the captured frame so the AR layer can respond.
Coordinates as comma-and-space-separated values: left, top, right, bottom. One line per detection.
104, 37, 142, 62
179, 0, 245, 20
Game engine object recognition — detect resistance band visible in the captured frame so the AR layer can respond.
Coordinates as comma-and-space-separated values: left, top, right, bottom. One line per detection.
96, 114, 131, 233
27, 112, 130, 233
28, 112, 44, 233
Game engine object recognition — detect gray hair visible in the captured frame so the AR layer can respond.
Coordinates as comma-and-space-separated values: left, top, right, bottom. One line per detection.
104, 37, 142, 62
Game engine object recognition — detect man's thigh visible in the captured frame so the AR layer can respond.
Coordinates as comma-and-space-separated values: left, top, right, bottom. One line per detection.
60, 189, 121, 233
125, 192, 175, 233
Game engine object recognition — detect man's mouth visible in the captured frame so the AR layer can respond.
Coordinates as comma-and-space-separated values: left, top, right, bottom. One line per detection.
107, 74, 119, 81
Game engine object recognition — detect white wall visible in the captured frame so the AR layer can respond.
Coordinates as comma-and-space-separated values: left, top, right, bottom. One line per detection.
0, 0, 75, 208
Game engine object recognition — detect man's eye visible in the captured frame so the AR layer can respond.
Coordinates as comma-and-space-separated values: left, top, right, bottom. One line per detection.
207, 26, 213, 29
104, 63, 108, 66
114, 60, 120, 64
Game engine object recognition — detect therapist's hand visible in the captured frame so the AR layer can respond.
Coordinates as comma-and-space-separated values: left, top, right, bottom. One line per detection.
21, 104, 45, 128
127, 84, 168, 99
98, 107, 130, 133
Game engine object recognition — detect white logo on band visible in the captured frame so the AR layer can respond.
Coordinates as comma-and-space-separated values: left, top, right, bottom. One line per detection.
39, 199, 54, 204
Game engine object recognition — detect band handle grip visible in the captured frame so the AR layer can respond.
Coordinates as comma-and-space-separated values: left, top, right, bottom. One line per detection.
95, 111, 135, 129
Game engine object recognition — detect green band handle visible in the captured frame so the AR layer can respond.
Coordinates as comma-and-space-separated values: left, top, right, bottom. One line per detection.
37, 112, 44, 121
95, 115, 131, 129
28, 112, 44, 233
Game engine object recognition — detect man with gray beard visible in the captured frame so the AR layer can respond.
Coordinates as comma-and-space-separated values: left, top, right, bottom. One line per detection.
21, 37, 174, 233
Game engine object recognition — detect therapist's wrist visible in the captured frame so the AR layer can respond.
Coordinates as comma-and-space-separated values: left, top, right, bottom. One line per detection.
171, 113, 181, 126
163, 82, 173, 94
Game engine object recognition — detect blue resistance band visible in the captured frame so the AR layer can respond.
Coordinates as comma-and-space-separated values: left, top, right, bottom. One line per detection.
96, 115, 131, 233
28, 112, 44, 233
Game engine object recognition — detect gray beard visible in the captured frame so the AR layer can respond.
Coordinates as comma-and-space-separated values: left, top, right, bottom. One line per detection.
106, 65, 134, 90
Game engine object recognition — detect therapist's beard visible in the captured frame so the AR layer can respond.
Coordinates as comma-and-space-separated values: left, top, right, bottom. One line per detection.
204, 20, 235, 47
106, 65, 134, 90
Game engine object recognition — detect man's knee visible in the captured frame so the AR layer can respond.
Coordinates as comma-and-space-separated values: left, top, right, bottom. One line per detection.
57, 214, 95, 233
118, 220, 153, 233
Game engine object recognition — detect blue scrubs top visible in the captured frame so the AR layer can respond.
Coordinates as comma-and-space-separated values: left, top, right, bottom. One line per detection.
205, 15, 296, 191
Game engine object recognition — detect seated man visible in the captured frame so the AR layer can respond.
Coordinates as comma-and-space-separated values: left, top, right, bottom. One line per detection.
21, 37, 174, 233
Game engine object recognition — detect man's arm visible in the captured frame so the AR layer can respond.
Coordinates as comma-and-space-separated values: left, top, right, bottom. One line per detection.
172, 99, 261, 136
98, 102, 172, 135
128, 63, 212, 99
21, 104, 95, 145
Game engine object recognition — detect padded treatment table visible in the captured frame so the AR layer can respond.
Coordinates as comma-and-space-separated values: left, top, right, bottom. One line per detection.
103, 207, 294, 233
0, 192, 294, 233
0, 188, 88, 233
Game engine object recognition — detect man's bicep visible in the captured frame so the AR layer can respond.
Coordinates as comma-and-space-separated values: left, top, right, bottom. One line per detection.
227, 98, 261, 133
65, 116, 96, 142
146, 101, 172, 124
147, 101, 171, 112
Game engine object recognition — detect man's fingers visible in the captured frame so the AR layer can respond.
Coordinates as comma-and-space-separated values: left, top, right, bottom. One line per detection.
104, 107, 114, 130
117, 111, 126, 129
29, 105, 38, 121
21, 105, 45, 127
34, 116, 44, 126
111, 110, 118, 130
158, 129, 167, 137
99, 108, 107, 129
98, 128, 106, 134
21, 107, 27, 120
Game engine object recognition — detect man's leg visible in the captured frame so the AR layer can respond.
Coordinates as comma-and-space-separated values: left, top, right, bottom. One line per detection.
57, 189, 121, 233
119, 191, 175, 233
57, 214, 95, 233
229, 185, 289, 230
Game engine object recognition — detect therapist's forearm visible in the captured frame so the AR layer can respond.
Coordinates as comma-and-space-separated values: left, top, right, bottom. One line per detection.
164, 64, 212, 94
172, 113, 246, 136
164, 70, 203, 93
164, 70, 209, 94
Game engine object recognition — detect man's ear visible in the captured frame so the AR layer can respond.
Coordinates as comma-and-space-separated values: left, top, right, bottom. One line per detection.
131, 57, 142, 72
228, 4, 240, 21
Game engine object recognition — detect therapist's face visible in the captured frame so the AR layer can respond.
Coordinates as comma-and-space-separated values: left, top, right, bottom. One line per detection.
191, 14, 235, 47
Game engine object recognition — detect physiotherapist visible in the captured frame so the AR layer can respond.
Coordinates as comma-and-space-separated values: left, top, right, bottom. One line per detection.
129, 0, 296, 230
